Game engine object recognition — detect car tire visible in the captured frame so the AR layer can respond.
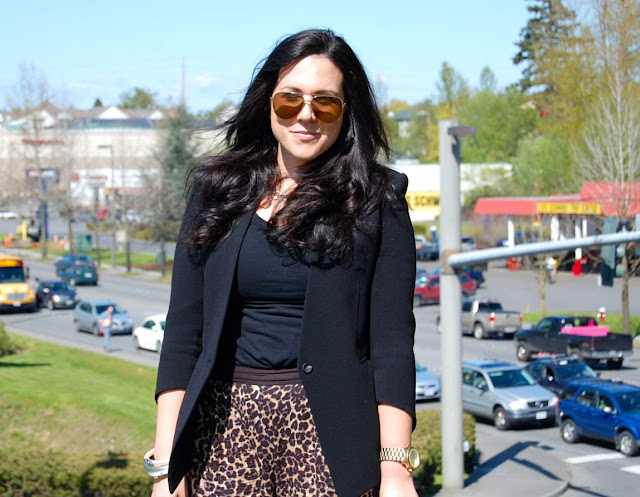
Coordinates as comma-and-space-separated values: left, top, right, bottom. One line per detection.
568, 348, 582, 360
92, 323, 99, 336
413, 295, 422, 308
74, 320, 81, 332
617, 430, 639, 457
541, 418, 556, 429
133, 336, 140, 349
473, 322, 485, 340
607, 358, 623, 369
47, 299, 55, 311
493, 407, 511, 430
516, 342, 532, 361
561, 418, 580, 444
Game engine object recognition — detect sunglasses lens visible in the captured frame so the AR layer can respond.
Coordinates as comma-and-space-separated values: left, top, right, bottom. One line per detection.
311, 96, 343, 123
272, 93, 344, 123
272, 93, 305, 119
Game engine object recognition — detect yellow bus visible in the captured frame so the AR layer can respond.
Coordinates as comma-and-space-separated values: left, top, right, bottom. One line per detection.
0, 255, 36, 311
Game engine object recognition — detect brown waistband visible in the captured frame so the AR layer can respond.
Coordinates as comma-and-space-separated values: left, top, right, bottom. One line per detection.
232, 365, 301, 385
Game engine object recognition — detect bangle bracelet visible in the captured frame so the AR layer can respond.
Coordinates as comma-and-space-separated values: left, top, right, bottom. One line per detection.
143, 448, 170, 479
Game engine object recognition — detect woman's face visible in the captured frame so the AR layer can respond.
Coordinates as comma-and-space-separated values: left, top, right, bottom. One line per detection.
270, 55, 345, 171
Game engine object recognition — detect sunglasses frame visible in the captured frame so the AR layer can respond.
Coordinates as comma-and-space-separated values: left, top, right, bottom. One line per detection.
271, 91, 346, 123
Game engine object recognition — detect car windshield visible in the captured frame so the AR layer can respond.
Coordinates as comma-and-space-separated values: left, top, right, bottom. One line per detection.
49, 282, 70, 291
479, 302, 502, 311
613, 391, 640, 413
555, 364, 598, 381
159, 320, 166, 330
96, 303, 126, 314
489, 369, 535, 388
416, 362, 426, 373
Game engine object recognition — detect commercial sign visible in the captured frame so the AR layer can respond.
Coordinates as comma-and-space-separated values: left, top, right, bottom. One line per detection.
405, 191, 440, 211
537, 202, 601, 215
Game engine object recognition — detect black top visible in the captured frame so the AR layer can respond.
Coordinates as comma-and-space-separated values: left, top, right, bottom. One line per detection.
233, 212, 309, 369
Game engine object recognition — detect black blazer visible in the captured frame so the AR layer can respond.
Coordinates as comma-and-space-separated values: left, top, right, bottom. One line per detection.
156, 169, 416, 497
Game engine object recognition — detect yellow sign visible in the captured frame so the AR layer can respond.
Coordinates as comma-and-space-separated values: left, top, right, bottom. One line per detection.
406, 191, 440, 211
537, 202, 602, 216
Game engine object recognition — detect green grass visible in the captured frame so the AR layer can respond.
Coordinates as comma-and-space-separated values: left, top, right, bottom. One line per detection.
0, 334, 157, 455
522, 312, 640, 336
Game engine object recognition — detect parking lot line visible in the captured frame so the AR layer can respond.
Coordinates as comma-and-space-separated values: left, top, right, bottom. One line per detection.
564, 453, 625, 464
620, 465, 640, 475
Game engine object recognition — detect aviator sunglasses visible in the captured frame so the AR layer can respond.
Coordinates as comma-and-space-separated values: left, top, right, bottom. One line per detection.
271, 92, 346, 123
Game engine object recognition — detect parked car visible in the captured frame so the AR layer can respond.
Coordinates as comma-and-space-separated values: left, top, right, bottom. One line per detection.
414, 272, 476, 307
514, 315, 634, 368
0, 209, 19, 220
132, 314, 166, 352
34, 279, 78, 310
416, 362, 441, 401
54, 254, 96, 273
73, 299, 133, 335
557, 379, 640, 456
57, 263, 98, 286
431, 264, 484, 287
462, 360, 558, 430
524, 356, 600, 395
460, 236, 477, 252
415, 236, 439, 261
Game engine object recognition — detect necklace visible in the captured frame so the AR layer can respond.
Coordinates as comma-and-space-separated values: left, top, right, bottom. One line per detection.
273, 190, 288, 201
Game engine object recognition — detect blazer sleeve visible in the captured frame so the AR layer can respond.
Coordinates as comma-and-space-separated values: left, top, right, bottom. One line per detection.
155, 188, 205, 400
369, 170, 417, 424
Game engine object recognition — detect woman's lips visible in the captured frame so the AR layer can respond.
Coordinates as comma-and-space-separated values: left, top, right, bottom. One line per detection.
292, 129, 318, 141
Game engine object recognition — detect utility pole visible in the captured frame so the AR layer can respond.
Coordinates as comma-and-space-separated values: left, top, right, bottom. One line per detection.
439, 120, 476, 491
98, 144, 117, 268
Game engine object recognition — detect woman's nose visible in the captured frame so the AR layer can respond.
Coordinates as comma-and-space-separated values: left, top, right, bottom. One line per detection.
296, 100, 316, 121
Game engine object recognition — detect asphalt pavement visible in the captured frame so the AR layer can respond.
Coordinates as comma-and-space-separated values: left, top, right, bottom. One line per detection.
427, 426, 571, 497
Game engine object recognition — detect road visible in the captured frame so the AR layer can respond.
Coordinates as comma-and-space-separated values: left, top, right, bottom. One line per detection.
2, 251, 640, 496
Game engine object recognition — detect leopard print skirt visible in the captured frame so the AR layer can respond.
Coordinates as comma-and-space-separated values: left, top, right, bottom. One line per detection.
187, 375, 377, 497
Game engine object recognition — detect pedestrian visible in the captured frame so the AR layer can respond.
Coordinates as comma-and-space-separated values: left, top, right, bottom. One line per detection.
101, 305, 114, 352
546, 256, 557, 284
146, 29, 418, 497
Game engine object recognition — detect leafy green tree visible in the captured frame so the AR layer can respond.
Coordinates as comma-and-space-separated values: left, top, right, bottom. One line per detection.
513, 0, 578, 93
479, 66, 498, 93
206, 99, 235, 123
147, 108, 197, 274
119, 87, 157, 109
458, 86, 539, 163
93, 98, 103, 107
435, 62, 470, 112
512, 134, 572, 195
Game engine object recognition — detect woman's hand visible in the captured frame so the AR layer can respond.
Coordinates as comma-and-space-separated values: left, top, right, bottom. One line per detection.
151, 476, 187, 497
379, 461, 418, 497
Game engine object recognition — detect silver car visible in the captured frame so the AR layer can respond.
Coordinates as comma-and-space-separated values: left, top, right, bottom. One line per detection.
462, 360, 558, 430
416, 362, 441, 401
73, 299, 133, 336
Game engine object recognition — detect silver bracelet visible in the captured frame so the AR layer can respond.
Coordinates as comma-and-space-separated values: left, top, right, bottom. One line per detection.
143, 448, 170, 479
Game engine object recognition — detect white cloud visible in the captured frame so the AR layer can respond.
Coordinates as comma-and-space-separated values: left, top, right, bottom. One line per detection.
67, 81, 99, 89
190, 73, 218, 89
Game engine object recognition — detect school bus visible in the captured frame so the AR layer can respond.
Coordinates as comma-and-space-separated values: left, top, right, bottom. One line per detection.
0, 255, 36, 311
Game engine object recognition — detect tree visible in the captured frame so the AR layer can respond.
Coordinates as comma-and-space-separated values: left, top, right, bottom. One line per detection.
574, 0, 640, 335
93, 98, 103, 108
479, 66, 498, 93
206, 99, 235, 123
9, 63, 52, 259
512, 134, 572, 196
513, 0, 579, 93
119, 87, 157, 109
435, 62, 469, 112
146, 108, 197, 275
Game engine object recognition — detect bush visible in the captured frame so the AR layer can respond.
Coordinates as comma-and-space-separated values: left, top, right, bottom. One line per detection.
412, 409, 477, 493
0, 449, 152, 497
0, 323, 23, 358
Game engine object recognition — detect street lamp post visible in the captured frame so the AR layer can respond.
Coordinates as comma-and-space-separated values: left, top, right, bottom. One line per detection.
98, 144, 117, 268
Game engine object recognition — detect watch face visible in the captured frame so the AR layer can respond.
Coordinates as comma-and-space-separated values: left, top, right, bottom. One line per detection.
408, 448, 420, 468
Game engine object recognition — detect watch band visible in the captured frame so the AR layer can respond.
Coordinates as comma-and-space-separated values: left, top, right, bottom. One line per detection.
379, 447, 420, 472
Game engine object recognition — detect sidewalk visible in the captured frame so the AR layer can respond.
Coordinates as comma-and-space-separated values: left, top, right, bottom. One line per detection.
428, 429, 571, 497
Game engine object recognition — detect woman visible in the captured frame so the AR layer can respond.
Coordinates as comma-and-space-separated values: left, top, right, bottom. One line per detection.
149, 29, 418, 497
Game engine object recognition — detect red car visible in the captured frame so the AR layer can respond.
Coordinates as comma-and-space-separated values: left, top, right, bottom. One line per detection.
414, 273, 477, 307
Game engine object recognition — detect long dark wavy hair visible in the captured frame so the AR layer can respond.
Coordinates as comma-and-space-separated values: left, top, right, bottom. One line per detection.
186, 28, 399, 266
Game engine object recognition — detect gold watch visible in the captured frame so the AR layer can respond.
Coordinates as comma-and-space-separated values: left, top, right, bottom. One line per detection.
379, 447, 420, 472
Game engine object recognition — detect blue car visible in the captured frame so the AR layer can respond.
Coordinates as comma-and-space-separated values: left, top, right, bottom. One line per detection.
57, 263, 98, 286
558, 379, 640, 456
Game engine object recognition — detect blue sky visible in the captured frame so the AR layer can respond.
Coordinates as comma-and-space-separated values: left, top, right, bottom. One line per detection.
2, 1, 530, 113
